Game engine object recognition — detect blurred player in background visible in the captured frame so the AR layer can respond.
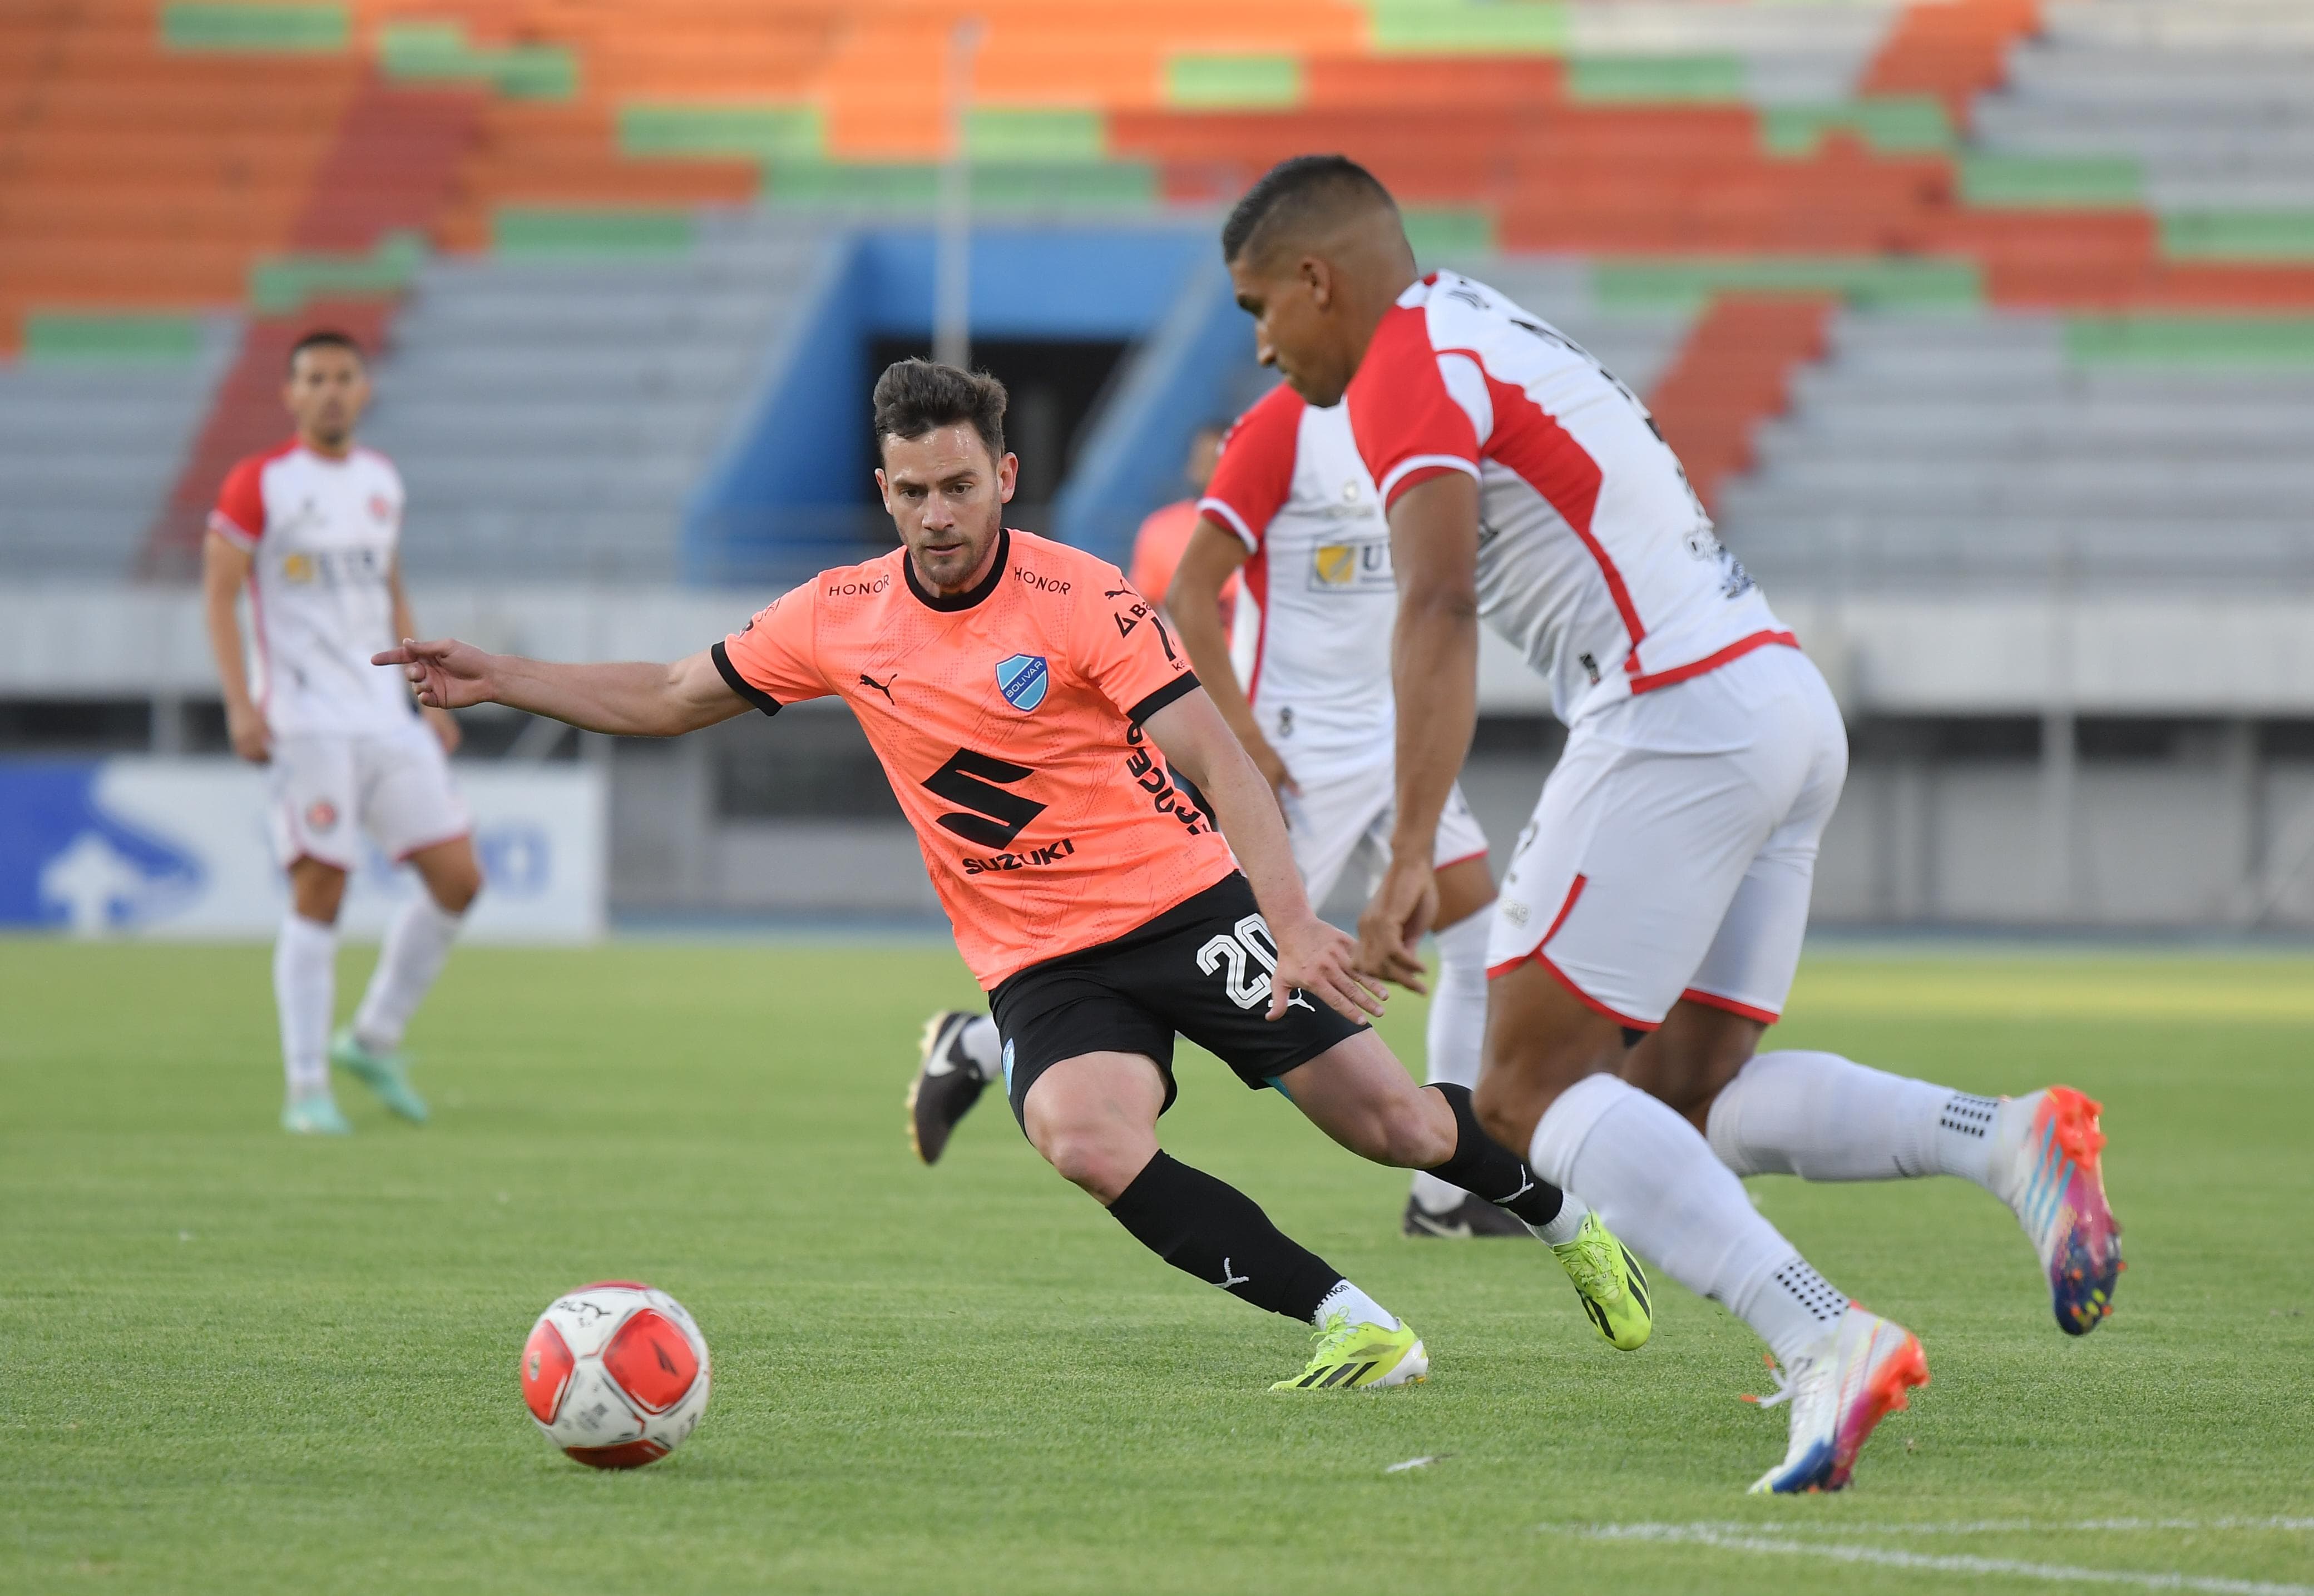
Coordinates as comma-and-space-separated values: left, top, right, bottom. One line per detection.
1222, 155, 2124, 1491
1168, 389, 1520, 1241
202, 330, 481, 1136
911, 387, 1558, 1253
378, 359, 1652, 1389
1124, 421, 1226, 608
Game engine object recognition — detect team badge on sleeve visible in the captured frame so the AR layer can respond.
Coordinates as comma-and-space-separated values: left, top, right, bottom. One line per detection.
995, 653, 1050, 712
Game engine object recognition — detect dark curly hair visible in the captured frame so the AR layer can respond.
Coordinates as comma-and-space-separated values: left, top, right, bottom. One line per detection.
872, 358, 1007, 463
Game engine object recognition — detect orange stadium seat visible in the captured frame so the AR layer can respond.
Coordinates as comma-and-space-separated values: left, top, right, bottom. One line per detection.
1645, 294, 1836, 512
3, 0, 2308, 587
10, 0, 2314, 365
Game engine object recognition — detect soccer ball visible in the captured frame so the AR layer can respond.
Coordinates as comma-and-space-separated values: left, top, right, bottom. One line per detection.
521, 1281, 711, 1469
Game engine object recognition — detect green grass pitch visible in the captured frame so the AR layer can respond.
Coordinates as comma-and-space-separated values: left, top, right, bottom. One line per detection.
3, 939, 2311, 1593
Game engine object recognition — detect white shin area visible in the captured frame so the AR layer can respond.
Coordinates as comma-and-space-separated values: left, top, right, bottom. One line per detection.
1530, 1072, 1843, 1364
274, 912, 337, 1097
1411, 909, 1492, 1215
1705, 1049, 2001, 1189
352, 894, 465, 1054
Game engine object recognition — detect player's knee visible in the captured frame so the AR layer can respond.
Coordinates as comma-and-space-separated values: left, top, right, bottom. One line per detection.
1371, 1094, 1455, 1168
1472, 1069, 1535, 1154
290, 862, 347, 924
1034, 1125, 1138, 1201
431, 863, 482, 915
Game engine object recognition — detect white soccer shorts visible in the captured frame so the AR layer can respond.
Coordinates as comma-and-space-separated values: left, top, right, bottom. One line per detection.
1279, 760, 1490, 906
1486, 643, 1847, 1029
266, 719, 471, 871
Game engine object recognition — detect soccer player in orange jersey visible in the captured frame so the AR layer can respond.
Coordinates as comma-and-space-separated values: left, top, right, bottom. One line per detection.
378, 360, 1649, 1389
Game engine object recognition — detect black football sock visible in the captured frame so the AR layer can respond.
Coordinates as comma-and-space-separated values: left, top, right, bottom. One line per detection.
1423, 1082, 1567, 1228
1104, 1151, 1342, 1323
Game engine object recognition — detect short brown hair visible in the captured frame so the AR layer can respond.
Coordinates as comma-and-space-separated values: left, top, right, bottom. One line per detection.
872, 358, 1007, 463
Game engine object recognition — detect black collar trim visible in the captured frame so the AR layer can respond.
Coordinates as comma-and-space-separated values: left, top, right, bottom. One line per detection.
904, 526, 1010, 612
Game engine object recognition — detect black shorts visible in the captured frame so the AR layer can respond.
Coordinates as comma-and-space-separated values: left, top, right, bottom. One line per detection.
990, 873, 1367, 1126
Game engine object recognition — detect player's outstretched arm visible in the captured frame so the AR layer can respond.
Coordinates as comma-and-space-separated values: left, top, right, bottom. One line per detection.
1164, 519, 1295, 796
1144, 688, 1385, 1024
372, 640, 751, 737
1366, 470, 1483, 987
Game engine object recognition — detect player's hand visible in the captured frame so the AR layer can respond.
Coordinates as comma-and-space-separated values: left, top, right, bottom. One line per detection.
1267, 914, 1387, 1024
423, 703, 462, 754
373, 638, 498, 711
1357, 856, 1437, 995
225, 699, 270, 764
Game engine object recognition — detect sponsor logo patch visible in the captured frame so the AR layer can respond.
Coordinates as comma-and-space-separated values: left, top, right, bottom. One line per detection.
995, 653, 1049, 713
305, 800, 339, 833
1307, 537, 1393, 593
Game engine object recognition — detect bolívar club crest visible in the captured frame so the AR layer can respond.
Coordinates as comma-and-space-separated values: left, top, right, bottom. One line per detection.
995, 653, 1049, 712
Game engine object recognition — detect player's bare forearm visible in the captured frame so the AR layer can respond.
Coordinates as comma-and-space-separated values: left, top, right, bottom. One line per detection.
1163, 522, 1280, 775
200, 533, 256, 712
1148, 691, 1308, 922
1385, 472, 1482, 858
202, 532, 271, 761
1145, 690, 1383, 1022
373, 642, 748, 737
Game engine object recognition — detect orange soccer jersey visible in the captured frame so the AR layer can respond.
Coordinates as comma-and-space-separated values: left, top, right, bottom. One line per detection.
715, 528, 1240, 988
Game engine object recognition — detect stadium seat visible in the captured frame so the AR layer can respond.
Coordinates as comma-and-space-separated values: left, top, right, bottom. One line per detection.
9, 0, 2314, 579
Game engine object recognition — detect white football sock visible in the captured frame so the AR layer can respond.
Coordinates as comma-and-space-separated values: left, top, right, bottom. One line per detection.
1410, 910, 1491, 1215
274, 912, 336, 1098
1530, 1072, 1846, 1365
1525, 1200, 1591, 1248
1705, 1049, 2004, 1190
956, 1014, 1004, 1082
352, 894, 464, 1054
1313, 1278, 1401, 1331
1982, 1089, 2048, 1208
1423, 910, 1489, 1092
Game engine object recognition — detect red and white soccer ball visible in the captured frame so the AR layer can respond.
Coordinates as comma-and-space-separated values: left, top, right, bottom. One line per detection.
521, 1281, 711, 1469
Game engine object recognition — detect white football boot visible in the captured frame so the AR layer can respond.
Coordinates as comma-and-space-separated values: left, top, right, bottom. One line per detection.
1747, 1304, 1929, 1494
1987, 1087, 2124, 1335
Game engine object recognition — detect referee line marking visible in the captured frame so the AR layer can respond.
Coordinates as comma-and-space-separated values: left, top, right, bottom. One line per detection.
1542, 1522, 2314, 1595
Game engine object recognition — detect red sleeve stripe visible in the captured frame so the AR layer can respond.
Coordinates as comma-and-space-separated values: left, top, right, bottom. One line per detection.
1195, 497, 1258, 553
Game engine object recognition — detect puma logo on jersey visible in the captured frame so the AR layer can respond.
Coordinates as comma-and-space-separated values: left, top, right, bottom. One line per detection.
859, 672, 896, 703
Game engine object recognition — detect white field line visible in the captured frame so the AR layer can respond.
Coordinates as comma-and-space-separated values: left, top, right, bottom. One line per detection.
1544, 1523, 2314, 1595
1571, 1519, 2314, 1538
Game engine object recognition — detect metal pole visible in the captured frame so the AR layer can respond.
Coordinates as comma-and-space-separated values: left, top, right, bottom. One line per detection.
934, 18, 983, 369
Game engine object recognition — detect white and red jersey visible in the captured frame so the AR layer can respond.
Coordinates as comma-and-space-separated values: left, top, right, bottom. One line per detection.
1345, 270, 1794, 726
1199, 384, 1400, 784
210, 438, 417, 738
